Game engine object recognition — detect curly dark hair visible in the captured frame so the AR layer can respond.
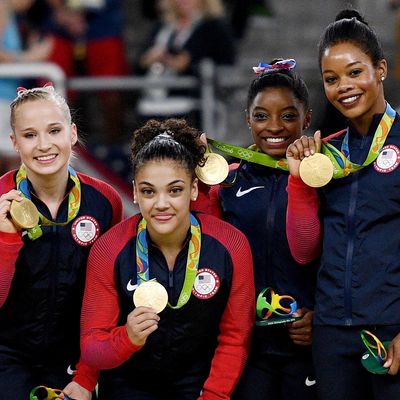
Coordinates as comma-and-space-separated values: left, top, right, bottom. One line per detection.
318, 9, 384, 68
131, 118, 207, 178
246, 58, 310, 112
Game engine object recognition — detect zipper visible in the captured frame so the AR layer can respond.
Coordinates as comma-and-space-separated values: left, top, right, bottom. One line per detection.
344, 174, 359, 325
266, 176, 278, 283
45, 224, 58, 348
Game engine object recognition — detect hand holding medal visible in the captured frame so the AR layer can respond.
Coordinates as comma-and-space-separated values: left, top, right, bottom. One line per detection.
360, 330, 390, 374
0, 189, 39, 233
287, 130, 334, 188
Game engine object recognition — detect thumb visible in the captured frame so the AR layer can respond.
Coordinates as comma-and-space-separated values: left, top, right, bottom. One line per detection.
383, 344, 393, 368
314, 130, 322, 153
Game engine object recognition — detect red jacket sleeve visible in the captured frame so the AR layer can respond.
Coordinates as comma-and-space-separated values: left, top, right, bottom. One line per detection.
191, 180, 223, 219
286, 175, 322, 264
72, 360, 99, 392
199, 222, 255, 400
80, 219, 143, 370
0, 231, 23, 308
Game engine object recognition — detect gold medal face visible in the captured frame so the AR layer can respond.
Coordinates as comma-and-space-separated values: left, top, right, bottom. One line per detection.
195, 153, 229, 185
299, 153, 334, 188
10, 198, 39, 229
133, 280, 168, 314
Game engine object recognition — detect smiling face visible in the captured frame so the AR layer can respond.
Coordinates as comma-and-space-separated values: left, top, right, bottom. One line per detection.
11, 99, 77, 181
133, 159, 198, 246
321, 42, 387, 133
247, 87, 311, 158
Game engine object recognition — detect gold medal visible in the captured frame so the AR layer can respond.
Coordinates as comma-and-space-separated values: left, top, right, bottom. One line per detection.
133, 280, 168, 314
299, 153, 334, 188
10, 198, 39, 230
195, 153, 229, 185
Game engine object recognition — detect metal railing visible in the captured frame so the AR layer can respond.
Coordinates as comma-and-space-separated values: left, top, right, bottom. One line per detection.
0, 60, 247, 134
0, 62, 66, 97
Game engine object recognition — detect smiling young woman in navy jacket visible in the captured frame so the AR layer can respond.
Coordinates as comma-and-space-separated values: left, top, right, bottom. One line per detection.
196, 61, 318, 400
286, 9, 400, 400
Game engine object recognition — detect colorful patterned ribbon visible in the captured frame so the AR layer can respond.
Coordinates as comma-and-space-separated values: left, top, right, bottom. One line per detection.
29, 385, 70, 400
15, 164, 81, 240
360, 330, 388, 365
253, 59, 296, 74
256, 287, 297, 321
321, 102, 396, 178
136, 213, 201, 309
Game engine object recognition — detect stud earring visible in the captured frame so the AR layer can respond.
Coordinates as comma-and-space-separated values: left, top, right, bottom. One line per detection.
381, 75, 385, 81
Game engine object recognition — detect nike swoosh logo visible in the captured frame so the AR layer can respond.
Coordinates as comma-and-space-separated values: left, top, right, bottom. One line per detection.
305, 377, 316, 386
236, 186, 265, 197
67, 365, 77, 375
126, 280, 138, 291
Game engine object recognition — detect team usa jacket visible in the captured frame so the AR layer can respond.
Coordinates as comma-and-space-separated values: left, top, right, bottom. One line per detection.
287, 114, 400, 326
0, 170, 123, 390
80, 212, 255, 399
204, 162, 317, 357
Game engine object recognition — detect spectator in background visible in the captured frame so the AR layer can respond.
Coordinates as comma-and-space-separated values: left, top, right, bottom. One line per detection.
0, 0, 52, 175
135, 0, 235, 126
138, 0, 235, 75
43, 0, 128, 143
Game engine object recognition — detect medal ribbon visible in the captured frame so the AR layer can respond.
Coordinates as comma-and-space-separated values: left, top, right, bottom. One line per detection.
15, 164, 81, 240
207, 138, 288, 171
256, 287, 297, 321
321, 102, 396, 178
360, 330, 387, 365
208, 102, 395, 180
136, 213, 201, 309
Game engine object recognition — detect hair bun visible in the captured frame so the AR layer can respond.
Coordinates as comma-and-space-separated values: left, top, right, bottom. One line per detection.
335, 9, 367, 25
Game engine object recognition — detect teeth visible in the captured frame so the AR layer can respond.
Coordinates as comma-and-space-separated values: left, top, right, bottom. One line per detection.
265, 137, 285, 143
36, 155, 56, 161
341, 96, 358, 104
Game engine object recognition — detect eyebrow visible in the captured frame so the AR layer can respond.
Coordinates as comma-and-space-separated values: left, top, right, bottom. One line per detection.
322, 61, 363, 74
138, 179, 185, 186
19, 122, 62, 131
252, 106, 299, 112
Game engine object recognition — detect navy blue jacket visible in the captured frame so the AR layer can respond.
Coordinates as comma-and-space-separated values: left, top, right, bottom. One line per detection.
80, 212, 254, 398
218, 162, 317, 356
316, 115, 400, 326
0, 170, 122, 366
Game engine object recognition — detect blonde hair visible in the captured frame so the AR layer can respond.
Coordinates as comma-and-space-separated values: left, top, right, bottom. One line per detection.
199, 0, 224, 18
10, 86, 72, 131
165, 0, 225, 22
